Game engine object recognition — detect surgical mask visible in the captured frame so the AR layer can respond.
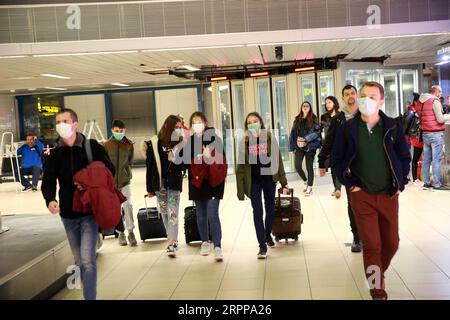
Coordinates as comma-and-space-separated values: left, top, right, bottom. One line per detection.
56, 123, 74, 139
112, 132, 125, 140
358, 97, 378, 116
175, 128, 184, 137
192, 123, 205, 134
247, 122, 261, 134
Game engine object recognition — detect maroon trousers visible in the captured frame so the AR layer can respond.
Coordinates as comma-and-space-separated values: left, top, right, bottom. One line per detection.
350, 190, 399, 299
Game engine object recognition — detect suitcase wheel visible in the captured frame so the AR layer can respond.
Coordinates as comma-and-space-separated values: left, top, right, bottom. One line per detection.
294, 236, 299, 242
285, 239, 288, 244
275, 237, 280, 242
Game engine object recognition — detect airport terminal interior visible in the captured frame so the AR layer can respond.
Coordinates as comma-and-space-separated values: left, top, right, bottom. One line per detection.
1, 0, 450, 301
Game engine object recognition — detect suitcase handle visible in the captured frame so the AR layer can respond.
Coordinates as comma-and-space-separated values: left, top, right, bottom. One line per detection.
144, 194, 161, 220
277, 188, 294, 210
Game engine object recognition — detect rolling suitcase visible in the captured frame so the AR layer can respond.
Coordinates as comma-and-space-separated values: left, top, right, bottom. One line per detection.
184, 204, 201, 244
272, 188, 303, 243
184, 202, 212, 244
137, 195, 167, 242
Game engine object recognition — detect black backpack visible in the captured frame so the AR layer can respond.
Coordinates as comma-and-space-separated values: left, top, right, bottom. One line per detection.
399, 109, 420, 138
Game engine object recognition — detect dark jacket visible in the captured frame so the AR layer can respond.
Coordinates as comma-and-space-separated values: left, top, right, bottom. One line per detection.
103, 137, 134, 189
41, 133, 115, 219
236, 131, 287, 200
145, 136, 184, 193
318, 111, 346, 168
331, 111, 411, 197
289, 118, 321, 152
183, 128, 226, 201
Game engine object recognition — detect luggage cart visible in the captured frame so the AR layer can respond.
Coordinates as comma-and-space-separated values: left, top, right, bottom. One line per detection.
82, 120, 106, 143
0, 132, 22, 191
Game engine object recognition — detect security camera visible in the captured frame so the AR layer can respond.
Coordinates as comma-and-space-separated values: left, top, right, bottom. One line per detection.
275, 46, 283, 61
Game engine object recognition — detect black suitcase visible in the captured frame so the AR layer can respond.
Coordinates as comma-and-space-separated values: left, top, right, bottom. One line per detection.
137, 195, 167, 242
272, 188, 303, 243
184, 203, 212, 244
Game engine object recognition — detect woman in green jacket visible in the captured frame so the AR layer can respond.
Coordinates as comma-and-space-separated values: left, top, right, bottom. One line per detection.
236, 112, 289, 259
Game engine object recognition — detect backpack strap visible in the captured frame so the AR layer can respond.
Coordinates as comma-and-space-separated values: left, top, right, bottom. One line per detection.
84, 137, 93, 164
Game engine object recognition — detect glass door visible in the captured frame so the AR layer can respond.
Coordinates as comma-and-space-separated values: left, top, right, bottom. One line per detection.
318, 71, 334, 117
231, 81, 246, 172
272, 77, 291, 172
217, 81, 234, 174
298, 73, 317, 116
255, 78, 272, 130
382, 72, 400, 118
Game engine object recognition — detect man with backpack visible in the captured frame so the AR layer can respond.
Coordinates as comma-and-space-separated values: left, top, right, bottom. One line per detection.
332, 82, 411, 300
42, 108, 115, 300
416, 85, 450, 191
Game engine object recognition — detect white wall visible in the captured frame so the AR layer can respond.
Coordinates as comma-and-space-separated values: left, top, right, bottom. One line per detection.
155, 88, 198, 129
64, 94, 107, 141
0, 95, 18, 141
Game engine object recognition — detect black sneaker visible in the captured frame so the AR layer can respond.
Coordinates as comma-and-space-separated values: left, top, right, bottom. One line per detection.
433, 185, 450, 191
32, 186, 38, 191
266, 234, 275, 248
351, 239, 362, 253
257, 247, 268, 259
22, 186, 32, 192
423, 183, 433, 190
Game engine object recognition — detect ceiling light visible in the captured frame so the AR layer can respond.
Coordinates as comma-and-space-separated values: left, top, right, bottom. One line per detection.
111, 83, 130, 87
171, 60, 184, 63
10, 89, 15, 93
33, 50, 139, 57
210, 76, 228, 81
435, 61, 450, 66
0, 55, 26, 59
28, 88, 36, 91
142, 45, 243, 53
295, 66, 315, 72
41, 73, 71, 79
44, 87, 67, 91
181, 65, 201, 71
250, 71, 269, 77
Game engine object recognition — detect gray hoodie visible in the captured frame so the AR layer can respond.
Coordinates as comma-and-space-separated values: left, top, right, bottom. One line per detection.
418, 93, 450, 124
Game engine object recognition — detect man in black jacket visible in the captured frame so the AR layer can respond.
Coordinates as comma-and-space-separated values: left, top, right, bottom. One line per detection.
41, 108, 114, 300
318, 84, 362, 253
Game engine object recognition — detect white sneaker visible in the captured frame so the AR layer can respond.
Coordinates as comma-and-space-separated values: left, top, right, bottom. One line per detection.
305, 186, 313, 196
214, 247, 223, 262
200, 241, 210, 256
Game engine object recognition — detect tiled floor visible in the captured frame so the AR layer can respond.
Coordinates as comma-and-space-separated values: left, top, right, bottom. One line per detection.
1, 167, 450, 300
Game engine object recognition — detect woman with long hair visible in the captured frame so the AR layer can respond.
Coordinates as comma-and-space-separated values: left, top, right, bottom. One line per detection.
320, 96, 343, 198
144, 115, 185, 257
289, 101, 321, 196
236, 112, 288, 258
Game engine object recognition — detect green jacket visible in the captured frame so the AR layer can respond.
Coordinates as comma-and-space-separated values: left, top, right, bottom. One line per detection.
236, 132, 288, 200
103, 137, 134, 188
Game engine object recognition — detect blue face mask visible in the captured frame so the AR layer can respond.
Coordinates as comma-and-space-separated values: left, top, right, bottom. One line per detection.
113, 132, 125, 140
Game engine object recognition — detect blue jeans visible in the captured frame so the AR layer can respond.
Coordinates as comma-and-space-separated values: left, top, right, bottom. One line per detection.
13, 165, 41, 188
61, 215, 98, 300
422, 132, 445, 187
250, 178, 276, 249
195, 199, 221, 247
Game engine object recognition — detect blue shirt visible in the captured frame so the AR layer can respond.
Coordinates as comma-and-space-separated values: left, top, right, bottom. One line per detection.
17, 140, 44, 170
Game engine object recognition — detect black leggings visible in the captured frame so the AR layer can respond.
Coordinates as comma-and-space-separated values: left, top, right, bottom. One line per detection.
295, 149, 316, 187
411, 147, 423, 181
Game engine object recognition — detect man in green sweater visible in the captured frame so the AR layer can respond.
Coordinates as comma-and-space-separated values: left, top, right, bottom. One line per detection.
332, 82, 411, 300
104, 119, 137, 246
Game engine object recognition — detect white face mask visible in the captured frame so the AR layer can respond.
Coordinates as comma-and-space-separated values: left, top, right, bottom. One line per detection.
56, 122, 74, 139
358, 97, 378, 116
192, 123, 205, 134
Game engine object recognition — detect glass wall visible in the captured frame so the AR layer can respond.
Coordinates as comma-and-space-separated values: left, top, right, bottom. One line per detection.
272, 77, 291, 172
345, 69, 419, 117
298, 73, 317, 116
231, 82, 246, 131
255, 79, 272, 129
318, 72, 334, 117
217, 82, 234, 174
